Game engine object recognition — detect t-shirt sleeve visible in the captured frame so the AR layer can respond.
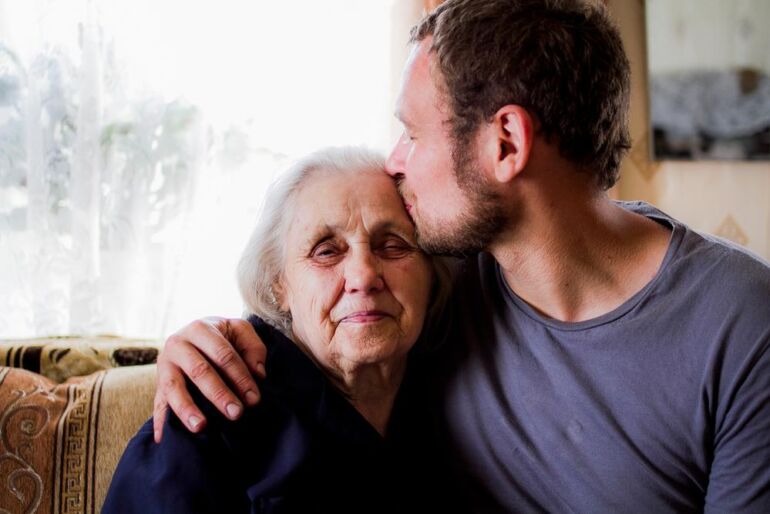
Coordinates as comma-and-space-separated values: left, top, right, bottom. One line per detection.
102, 413, 249, 514
705, 328, 770, 513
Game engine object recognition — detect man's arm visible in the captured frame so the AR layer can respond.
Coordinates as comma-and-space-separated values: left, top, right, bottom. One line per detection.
153, 317, 267, 442
704, 332, 770, 513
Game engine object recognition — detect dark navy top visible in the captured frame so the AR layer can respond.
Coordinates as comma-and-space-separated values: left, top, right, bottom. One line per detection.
103, 317, 457, 514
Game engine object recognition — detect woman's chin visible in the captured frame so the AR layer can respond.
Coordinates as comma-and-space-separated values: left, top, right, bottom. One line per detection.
333, 324, 412, 366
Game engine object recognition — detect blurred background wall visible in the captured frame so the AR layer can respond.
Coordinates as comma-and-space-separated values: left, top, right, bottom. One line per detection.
608, 0, 770, 261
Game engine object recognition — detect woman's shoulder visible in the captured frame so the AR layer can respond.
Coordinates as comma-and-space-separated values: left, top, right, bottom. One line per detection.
104, 387, 317, 513
102, 409, 253, 513
103, 321, 321, 514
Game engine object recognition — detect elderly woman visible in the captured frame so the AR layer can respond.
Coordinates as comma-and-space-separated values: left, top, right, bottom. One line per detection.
102, 147, 453, 513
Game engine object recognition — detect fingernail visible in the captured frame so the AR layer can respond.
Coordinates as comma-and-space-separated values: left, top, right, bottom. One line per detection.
245, 390, 259, 405
154, 430, 160, 442
189, 415, 202, 429
256, 362, 266, 377
226, 402, 242, 419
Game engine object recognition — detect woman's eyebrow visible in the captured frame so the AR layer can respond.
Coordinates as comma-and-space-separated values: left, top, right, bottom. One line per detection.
370, 220, 415, 238
302, 224, 335, 244
301, 221, 415, 243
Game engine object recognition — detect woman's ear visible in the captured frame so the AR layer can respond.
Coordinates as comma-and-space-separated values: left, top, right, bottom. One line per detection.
490, 105, 534, 184
272, 279, 290, 312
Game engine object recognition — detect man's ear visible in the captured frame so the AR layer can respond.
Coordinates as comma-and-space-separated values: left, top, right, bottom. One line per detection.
489, 105, 534, 184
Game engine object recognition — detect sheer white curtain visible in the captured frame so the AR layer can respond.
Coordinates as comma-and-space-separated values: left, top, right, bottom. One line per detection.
0, 0, 418, 339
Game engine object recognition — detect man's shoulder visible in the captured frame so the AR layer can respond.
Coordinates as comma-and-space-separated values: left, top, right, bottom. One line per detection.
667, 218, 770, 306
619, 200, 770, 295
627, 205, 770, 364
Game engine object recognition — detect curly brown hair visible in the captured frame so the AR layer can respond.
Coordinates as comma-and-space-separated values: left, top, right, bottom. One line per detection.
411, 0, 631, 190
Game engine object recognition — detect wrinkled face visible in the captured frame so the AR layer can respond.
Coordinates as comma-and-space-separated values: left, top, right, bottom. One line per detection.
386, 38, 505, 255
278, 170, 433, 374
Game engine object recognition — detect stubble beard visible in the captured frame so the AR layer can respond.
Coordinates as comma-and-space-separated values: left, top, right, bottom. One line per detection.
404, 139, 507, 257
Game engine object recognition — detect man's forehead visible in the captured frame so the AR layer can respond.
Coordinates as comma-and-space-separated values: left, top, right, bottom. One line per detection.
405, 39, 434, 83
394, 38, 442, 123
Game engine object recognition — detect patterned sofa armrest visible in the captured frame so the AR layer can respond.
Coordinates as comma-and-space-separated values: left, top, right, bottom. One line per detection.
0, 360, 157, 514
0, 336, 160, 383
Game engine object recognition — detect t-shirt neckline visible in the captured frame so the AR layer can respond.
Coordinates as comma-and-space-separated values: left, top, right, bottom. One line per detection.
496, 201, 685, 332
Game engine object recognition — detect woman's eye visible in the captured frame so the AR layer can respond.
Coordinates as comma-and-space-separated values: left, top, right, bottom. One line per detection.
378, 239, 414, 258
311, 243, 340, 260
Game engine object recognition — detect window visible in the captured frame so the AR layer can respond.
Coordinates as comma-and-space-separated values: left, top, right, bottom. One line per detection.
0, 0, 417, 338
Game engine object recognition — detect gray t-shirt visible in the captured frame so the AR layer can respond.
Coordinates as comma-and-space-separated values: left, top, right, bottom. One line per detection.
434, 202, 770, 513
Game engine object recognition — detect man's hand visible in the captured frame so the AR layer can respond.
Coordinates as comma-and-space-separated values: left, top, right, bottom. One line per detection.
153, 317, 267, 442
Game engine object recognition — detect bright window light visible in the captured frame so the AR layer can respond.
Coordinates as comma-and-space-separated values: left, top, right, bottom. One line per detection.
0, 0, 411, 338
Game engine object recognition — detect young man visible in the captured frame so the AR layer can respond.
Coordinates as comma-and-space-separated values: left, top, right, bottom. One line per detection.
155, 1, 770, 511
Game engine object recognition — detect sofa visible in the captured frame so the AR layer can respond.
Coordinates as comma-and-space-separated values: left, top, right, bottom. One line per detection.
0, 337, 161, 514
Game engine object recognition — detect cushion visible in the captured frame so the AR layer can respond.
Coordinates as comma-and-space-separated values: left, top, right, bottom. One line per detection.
0, 336, 159, 383
0, 345, 158, 514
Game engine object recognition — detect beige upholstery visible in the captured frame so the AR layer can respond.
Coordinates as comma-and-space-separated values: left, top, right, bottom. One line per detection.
0, 338, 159, 514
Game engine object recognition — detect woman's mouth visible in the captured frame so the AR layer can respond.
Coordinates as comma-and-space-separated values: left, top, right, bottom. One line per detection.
339, 311, 390, 323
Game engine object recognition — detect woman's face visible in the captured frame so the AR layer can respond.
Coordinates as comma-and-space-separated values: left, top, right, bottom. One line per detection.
277, 170, 433, 373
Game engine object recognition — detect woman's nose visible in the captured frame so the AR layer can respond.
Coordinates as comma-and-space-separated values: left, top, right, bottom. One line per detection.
344, 248, 384, 294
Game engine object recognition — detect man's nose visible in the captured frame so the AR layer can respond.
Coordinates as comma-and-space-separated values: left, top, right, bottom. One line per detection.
385, 132, 407, 178
344, 248, 384, 294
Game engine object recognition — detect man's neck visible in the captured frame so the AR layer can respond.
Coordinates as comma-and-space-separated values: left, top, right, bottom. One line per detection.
490, 192, 671, 323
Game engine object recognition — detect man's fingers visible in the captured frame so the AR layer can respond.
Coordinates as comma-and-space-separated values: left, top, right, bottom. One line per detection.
153, 396, 168, 442
167, 337, 247, 420
169, 320, 258, 406
153, 316, 266, 438
221, 318, 268, 380
194, 318, 264, 406
156, 361, 207, 433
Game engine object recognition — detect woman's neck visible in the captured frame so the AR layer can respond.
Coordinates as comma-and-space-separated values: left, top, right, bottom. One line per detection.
327, 358, 408, 436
